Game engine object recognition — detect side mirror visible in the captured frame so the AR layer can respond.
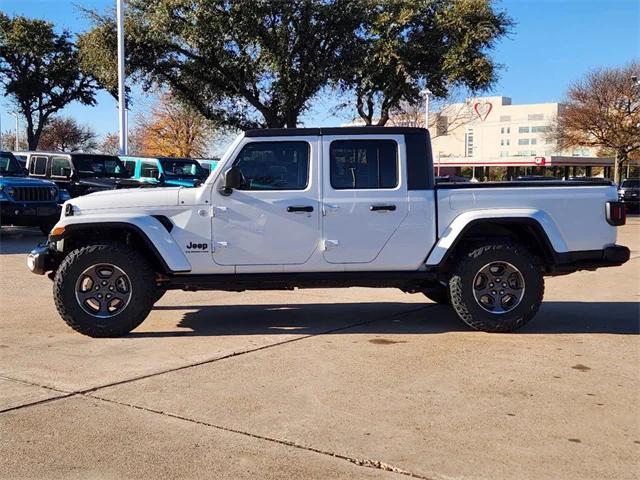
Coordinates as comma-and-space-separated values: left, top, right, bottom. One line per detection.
61, 167, 72, 178
157, 172, 166, 183
221, 166, 242, 195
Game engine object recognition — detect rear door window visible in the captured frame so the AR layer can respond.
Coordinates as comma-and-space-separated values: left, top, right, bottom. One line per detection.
50, 156, 72, 177
30, 156, 48, 176
140, 161, 159, 179
330, 140, 398, 189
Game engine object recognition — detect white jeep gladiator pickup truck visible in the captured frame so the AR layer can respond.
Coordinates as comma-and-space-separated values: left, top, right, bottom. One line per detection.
27, 127, 630, 337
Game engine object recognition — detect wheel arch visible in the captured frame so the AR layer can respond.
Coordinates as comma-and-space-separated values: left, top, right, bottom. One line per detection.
51, 217, 191, 274
426, 212, 565, 273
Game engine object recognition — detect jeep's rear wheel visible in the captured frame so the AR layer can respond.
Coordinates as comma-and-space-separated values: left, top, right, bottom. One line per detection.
53, 243, 156, 337
449, 242, 544, 332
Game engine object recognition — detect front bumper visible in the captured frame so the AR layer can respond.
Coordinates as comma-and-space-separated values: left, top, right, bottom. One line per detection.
1, 202, 61, 227
26, 243, 61, 275
551, 244, 630, 273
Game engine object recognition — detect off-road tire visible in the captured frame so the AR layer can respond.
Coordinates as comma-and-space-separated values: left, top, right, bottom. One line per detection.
422, 286, 450, 305
449, 242, 544, 332
53, 243, 156, 337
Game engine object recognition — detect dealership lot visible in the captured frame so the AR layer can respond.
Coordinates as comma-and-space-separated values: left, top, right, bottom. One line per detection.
0, 219, 638, 480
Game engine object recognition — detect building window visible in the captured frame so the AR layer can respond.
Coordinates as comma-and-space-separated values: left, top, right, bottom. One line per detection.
518, 126, 530, 134
530, 138, 537, 145
500, 139, 510, 146
465, 128, 474, 157
528, 113, 544, 121
518, 138, 530, 145
531, 126, 549, 133
500, 115, 511, 122
330, 140, 397, 189
500, 151, 509, 157
500, 126, 510, 134
517, 151, 529, 156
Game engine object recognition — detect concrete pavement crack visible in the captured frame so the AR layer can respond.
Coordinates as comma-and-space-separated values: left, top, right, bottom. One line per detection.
85, 393, 438, 480
0, 304, 433, 414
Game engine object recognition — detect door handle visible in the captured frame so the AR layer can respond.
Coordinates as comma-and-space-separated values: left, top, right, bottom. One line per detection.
287, 205, 314, 213
369, 204, 396, 212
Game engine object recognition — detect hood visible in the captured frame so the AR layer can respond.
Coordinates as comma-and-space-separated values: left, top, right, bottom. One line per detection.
77, 177, 145, 189
0, 175, 56, 188
69, 186, 182, 212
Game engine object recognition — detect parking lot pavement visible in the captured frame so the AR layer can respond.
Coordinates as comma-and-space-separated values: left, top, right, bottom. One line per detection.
1, 220, 639, 479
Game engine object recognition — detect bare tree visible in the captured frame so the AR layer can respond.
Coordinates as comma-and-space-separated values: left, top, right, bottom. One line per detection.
388, 90, 473, 138
549, 62, 640, 183
38, 117, 97, 152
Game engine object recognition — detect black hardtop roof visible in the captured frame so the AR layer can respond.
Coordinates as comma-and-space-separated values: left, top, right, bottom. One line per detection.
245, 126, 428, 137
18, 151, 120, 159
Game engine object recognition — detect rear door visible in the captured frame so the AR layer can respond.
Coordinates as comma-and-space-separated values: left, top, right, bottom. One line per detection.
321, 134, 409, 264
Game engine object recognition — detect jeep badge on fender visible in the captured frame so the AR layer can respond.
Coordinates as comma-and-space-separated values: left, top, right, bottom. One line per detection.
25, 126, 630, 337
186, 242, 208, 251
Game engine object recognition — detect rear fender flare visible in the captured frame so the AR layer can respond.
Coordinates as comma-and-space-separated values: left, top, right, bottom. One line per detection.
425, 209, 567, 267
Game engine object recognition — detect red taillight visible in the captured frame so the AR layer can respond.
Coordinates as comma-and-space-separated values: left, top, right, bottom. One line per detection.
606, 201, 626, 226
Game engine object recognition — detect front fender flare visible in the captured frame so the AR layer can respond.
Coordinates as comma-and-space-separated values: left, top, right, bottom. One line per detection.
51, 215, 192, 273
425, 209, 567, 267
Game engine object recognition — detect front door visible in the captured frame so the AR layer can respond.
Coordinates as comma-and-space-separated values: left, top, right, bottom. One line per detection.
321, 135, 409, 264
212, 137, 321, 266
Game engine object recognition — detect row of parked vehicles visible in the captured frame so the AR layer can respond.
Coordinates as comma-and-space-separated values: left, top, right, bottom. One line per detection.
1, 151, 218, 232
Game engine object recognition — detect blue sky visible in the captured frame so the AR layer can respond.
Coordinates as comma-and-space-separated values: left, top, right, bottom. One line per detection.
1, 0, 639, 141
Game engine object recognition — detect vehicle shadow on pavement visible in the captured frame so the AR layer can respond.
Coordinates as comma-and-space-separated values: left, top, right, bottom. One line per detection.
139, 301, 639, 337
0, 228, 44, 254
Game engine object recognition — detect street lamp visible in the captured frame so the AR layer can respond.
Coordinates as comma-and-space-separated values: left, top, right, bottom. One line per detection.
11, 112, 19, 150
116, 0, 127, 155
421, 88, 432, 129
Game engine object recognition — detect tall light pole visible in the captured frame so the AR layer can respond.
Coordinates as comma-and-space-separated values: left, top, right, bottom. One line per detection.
12, 112, 19, 150
421, 88, 432, 130
116, 0, 128, 155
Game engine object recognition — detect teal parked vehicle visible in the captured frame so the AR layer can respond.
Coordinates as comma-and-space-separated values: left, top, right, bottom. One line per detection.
119, 156, 209, 187
196, 158, 219, 175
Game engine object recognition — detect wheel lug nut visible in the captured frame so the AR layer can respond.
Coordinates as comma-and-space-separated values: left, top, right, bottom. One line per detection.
95, 286, 99, 290
97, 294, 102, 299
500, 290, 504, 295
502, 283, 507, 287
102, 281, 107, 286
489, 283, 494, 287
496, 278, 501, 282
109, 286, 114, 291
491, 290, 496, 295
106, 294, 112, 299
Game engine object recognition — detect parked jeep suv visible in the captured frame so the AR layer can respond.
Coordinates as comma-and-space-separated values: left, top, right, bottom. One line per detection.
23, 152, 150, 198
0, 151, 69, 233
120, 156, 209, 187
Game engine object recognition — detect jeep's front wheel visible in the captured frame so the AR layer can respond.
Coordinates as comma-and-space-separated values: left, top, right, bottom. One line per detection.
53, 243, 156, 337
449, 242, 544, 332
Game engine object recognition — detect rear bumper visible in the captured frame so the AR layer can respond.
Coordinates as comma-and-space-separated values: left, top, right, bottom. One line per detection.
551, 244, 630, 273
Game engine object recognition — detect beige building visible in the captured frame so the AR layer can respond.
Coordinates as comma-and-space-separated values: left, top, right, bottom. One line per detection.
427, 95, 612, 177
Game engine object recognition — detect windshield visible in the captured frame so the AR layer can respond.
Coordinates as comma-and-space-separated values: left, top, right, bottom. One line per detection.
621, 180, 639, 188
159, 159, 206, 179
0, 153, 25, 176
72, 155, 130, 178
